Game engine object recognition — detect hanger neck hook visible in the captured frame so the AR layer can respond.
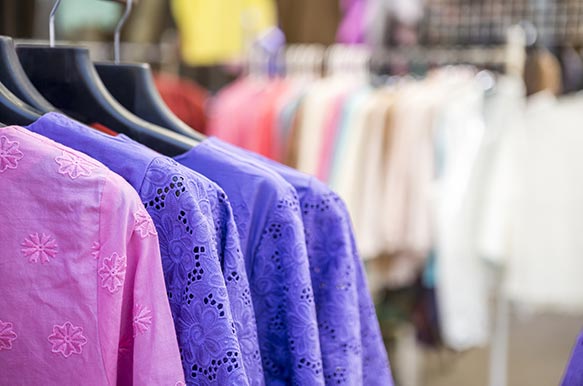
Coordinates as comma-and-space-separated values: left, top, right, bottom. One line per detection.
49, 0, 62, 48
114, 0, 133, 64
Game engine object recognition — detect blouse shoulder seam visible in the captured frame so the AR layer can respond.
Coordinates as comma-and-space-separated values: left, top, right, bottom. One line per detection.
96, 174, 115, 386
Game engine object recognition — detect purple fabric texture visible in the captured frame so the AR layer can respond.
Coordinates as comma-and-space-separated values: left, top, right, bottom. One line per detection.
210, 138, 394, 385
27, 113, 263, 386
175, 140, 325, 385
562, 331, 583, 385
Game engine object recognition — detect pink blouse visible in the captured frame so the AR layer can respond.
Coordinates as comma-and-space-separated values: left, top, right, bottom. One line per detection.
0, 126, 184, 385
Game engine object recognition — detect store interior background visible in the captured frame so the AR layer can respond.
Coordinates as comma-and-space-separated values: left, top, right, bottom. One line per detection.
1, 1, 582, 385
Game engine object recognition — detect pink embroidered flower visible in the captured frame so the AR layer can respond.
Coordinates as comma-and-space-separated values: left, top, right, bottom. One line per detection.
48, 321, 87, 358
98, 253, 127, 293
91, 241, 101, 259
21, 233, 58, 264
134, 210, 157, 238
175, 382, 186, 386
133, 303, 153, 336
0, 320, 17, 351
0, 135, 23, 173
55, 151, 94, 179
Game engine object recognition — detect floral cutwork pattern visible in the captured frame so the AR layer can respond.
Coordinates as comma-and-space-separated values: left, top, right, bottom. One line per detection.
0, 320, 17, 351
133, 304, 153, 336
0, 136, 23, 173
48, 322, 87, 358
98, 253, 127, 293
21, 233, 58, 264
55, 151, 94, 179
134, 210, 158, 238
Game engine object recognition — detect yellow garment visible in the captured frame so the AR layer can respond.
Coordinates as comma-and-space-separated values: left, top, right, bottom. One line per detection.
172, 0, 277, 66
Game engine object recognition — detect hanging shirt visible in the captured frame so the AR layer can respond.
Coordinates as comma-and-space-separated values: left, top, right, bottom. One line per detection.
0, 125, 184, 385
210, 138, 394, 386
26, 113, 263, 386
174, 138, 325, 385
328, 87, 372, 189
432, 78, 490, 351
479, 91, 583, 312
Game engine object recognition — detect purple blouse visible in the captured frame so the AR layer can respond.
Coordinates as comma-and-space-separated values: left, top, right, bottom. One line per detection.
175, 140, 325, 385
27, 113, 263, 386
209, 138, 394, 385
563, 331, 583, 385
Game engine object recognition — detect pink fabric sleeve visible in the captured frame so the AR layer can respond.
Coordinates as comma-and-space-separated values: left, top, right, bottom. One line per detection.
97, 173, 185, 385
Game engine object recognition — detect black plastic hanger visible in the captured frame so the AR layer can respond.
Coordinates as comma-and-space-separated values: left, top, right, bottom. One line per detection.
14, 0, 196, 156
17, 44, 197, 156
0, 36, 55, 113
0, 79, 41, 125
95, 62, 205, 142
94, 0, 204, 142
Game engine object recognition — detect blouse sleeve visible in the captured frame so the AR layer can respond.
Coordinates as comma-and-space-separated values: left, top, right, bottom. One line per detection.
97, 173, 185, 386
251, 187, 324, 385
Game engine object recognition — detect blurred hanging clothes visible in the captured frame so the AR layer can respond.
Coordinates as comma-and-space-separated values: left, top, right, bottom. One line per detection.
336, 0, 368, 44
479, 90, 583, 312
207, 77, 297, 159
432, 72, 491, 351
154, 72, 209, 134
171, 0, 277, 66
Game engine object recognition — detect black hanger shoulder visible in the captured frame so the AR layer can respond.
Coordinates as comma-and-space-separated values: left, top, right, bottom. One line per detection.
16, 44, 196, 156
94, 61, 205, 142
0, 36, 55, 113
0, 80, 42, 125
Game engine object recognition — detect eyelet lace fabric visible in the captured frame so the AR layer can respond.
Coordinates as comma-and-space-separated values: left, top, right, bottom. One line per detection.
205, 183, 265, 385
305, 188, 393, 385
175, 143, 325, 385
26, 114, 257, 385
140, 157, 256, 385
299, 189, 363, 384
253, 188, 325, 385
203, 138, 393, 385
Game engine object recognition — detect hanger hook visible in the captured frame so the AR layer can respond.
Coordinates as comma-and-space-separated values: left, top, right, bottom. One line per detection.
114, 0, 133, 64
49, 0, 62, 48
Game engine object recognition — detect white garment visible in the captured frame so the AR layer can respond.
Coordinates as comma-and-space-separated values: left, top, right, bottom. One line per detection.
433, 78, 489, 350
481, 90, 583, 312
